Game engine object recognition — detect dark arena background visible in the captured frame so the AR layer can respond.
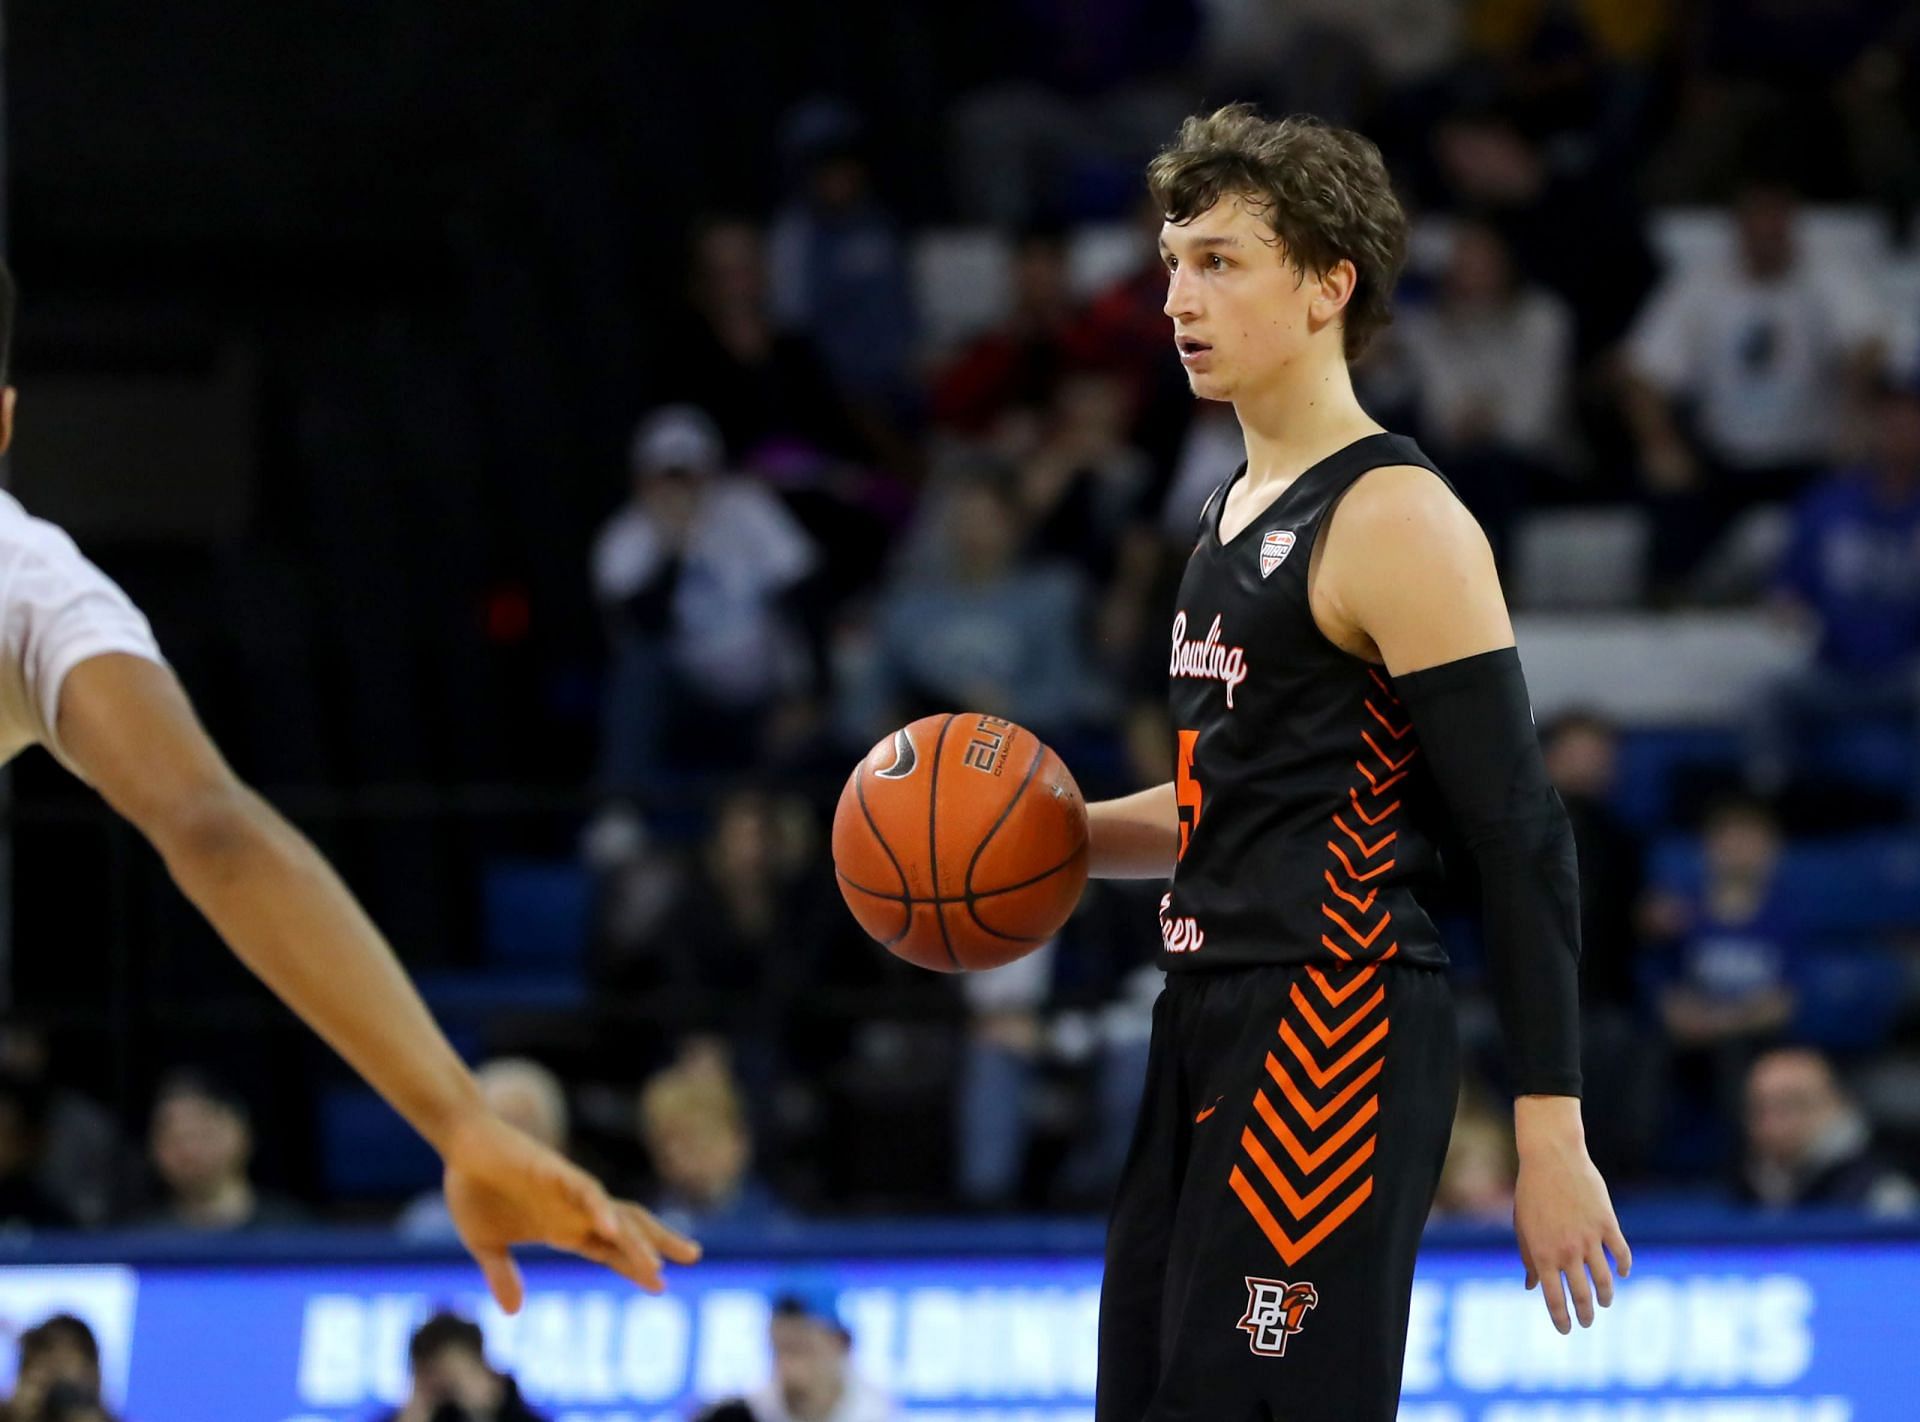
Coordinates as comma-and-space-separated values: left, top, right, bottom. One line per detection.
0, 1, 1917, 1417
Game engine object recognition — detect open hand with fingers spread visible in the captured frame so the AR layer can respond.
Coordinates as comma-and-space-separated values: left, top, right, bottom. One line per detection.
442, 1109, 702, 1313
1513, 1096, 1632, 1335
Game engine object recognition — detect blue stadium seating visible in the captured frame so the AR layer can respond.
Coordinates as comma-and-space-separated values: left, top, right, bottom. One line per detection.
482, 858, 593, 967
1610, 726, 1745, 832
1647, 832, 1920, 937
318, 1087, 442, 1200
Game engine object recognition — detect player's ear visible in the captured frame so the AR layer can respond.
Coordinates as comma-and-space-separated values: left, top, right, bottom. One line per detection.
1310, 259, 1357, 325
0, 387, 15, 458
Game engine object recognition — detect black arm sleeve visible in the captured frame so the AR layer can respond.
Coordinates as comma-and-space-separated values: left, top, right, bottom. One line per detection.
1394, 646, 1583, 1097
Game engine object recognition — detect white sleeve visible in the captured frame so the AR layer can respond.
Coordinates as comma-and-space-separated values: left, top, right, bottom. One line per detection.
3, 528, 166, 768
1818, 269, 1887, 353
1623, 273, 1702, 395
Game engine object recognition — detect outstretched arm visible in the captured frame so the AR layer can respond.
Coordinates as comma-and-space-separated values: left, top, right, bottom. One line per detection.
55, 653, 699, 1309
1320, 466, 1631, 1335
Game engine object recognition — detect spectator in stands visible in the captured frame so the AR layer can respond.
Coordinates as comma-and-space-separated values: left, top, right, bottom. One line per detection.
1073, 195, 1204, 470
398, 1059, 571, 1241
638, 1057, 781, 1234
6, 1314, 108, 1422
1640, 796, 1799, 1174
1749, 376, 1920, 803
770, 101, 918, 418
1642, 0, 1916, 205
1621, 179, 1886, 590
930, 225, 1095, 437
1430, 1095, 1518, 1224
955, 943, 1054, 1209
693, 1292, 893, 1422
947, 1, 1200, 227
666, 218, 868, 465
1642, 796, 1799, 1051
1013, 371, 1167, 680
1740, 1046, 1918, 1215
1396, 218, 1575, 567
0, 1022, 138, 1228
1542, 710, 1658, 1175
380, 1312, 546, 1422
1194, 0, 1462, 131
136, 1069, 308, 1232
0, 1072, 75, 1230
601, 790, 827, 1087
1542, 712, 1644, 1012
1429, 108, 1659, 365
592, 405, 821, 792
848, 462, 1097, 745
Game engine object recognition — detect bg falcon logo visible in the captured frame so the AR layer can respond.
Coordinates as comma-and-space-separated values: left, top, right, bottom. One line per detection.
1237, 1277, 1319, 1357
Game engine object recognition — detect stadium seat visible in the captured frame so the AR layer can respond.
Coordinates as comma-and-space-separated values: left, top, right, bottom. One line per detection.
1513, 507, 1650, 610
1611, 726, 1746, 831
319, 1087, 441, 1200
1647, 831, 1920, 936
482, 858, 593, 968
1789, 942, 1910, 1052
1648, 206, 1895, 276
911, 230, 1011, 354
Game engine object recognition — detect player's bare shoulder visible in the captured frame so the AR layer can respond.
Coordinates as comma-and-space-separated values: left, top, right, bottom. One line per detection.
1310, 464, 1510, 672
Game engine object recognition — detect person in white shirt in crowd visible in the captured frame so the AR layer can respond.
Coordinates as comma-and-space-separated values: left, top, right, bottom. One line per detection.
694, 1293, 895, 1422
591, 405, 820, 795
1397, 217, 1576, 568
1621, 178, 1887, 591
0, 261, 693, 1307
398, 1058, 570, 1241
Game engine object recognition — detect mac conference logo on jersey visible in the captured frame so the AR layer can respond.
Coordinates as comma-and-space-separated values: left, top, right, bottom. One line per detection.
1259, 529, 1296, 578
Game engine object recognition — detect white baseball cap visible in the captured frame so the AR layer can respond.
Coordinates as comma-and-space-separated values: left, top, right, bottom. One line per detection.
630, 404, 725, 476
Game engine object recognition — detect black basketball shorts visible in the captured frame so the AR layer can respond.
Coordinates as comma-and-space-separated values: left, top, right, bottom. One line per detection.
1097, 960, 1458, 1422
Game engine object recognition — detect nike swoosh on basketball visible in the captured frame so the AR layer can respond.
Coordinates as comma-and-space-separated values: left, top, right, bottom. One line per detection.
874, 727, 918, 779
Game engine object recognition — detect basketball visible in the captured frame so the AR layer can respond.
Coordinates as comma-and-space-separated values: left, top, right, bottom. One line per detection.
833, 712, 1089, 972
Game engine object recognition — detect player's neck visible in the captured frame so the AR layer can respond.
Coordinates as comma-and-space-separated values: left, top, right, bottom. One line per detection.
1232, 350, 1383, 490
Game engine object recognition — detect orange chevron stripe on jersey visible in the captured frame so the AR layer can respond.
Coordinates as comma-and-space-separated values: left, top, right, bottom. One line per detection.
1362, 730, 1419, 774
1230, 970, 1389, 1266
1366, 698, 1415, 739
1242, 1124, 1376, 1212
1348, 786, 1400, 826
1279, 1017, 1389, 1088
1231, 1165, 1374, 1267
1306, 962, 1378, 1006
1228, 672, 1409, 1267
1265, 1050, 1383, 1129
1290, 981, 1386, 1046
1323, 870, 1377, 914
1326, 841, 1395, 883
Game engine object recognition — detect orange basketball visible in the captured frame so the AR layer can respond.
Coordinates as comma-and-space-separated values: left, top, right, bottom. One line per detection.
832, 712, 1089, 972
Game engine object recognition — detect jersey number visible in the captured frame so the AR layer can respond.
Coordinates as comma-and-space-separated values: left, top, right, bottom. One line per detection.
1176, 728, 1203, 861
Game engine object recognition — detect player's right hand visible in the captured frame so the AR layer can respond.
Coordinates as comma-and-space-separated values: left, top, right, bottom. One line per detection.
442, 1108, 702, 1312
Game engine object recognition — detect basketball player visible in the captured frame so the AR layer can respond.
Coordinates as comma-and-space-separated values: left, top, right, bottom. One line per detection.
1085, 108, 1630, 1421
0, 263, 697, 1309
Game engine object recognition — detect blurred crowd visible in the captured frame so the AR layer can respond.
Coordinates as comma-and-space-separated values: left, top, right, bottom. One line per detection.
7, 0, 1920, 1239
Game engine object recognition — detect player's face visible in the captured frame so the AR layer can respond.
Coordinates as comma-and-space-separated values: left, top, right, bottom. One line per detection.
1160, 194, 1339, 403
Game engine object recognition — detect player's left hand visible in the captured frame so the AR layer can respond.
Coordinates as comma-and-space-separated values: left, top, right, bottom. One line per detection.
442, 1109, 702, 1312
1513, 1107, 1632, 1335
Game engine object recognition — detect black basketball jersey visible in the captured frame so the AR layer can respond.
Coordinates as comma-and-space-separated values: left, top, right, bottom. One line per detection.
1159, 432, 1454, 974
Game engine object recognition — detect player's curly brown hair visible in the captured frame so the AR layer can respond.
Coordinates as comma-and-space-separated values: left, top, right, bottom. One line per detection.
1147, 105, 1408, 360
